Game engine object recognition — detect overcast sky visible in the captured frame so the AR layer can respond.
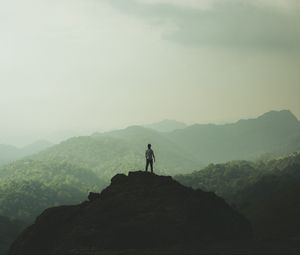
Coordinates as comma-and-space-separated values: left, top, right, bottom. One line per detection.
1, 0, 300, 146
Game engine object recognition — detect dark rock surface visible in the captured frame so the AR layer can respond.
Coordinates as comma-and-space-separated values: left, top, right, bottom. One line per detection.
87, 192, 101, 202
8, 171, 252, 255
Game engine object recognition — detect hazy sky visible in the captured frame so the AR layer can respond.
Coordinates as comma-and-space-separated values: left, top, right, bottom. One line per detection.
1, 0, 300, 145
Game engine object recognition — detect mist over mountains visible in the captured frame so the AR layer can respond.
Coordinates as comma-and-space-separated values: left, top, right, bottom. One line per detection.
0, 141, 53, 166
1, 109, 300, 254
2, 0, 299, 252
27, 110, 300, 180
166, 110, 300, 163
143, 119, 187, 132
2, 110, 299, 179
1, 109, 299, 224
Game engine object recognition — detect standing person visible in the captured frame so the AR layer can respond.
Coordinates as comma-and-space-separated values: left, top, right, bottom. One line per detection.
145, 144, 155, 173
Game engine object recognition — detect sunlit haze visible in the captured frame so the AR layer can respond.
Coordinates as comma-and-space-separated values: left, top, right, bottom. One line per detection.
1, 0, 300, 146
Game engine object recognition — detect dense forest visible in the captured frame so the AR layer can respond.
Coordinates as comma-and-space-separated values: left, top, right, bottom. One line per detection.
175, 152, 300, 239
0, 160, 106, 221
0, 160, 107, 254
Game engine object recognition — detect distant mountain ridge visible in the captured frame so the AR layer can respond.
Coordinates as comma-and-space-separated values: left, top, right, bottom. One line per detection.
29, 110, 300, 180
144, 119, 187, 132
166, 110, 300, 164
34, 127, 203, 179
0, 141, 53, 166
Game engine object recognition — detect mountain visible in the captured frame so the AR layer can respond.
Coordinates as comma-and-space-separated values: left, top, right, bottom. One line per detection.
21, 140, 54, 156
0, 160, 106, 222
8, 171, 252, 255
3, 110, 300, 254
0, 159, 107, 255
34, 126, 203, 180
175, 152, 300, 239
144, 119, 187, 132
175, 160, 263, 202
0, 141, 53, 166
235, 163, 300, 239
27, 110, 300, 181
0, 145, 22, 166
166, 110, 300, 164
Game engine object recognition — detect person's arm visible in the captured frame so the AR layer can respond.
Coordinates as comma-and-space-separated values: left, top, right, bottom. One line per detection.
153, 151, 156, 162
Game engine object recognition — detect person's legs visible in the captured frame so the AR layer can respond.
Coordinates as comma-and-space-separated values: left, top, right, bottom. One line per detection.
145, 160, 149, 172
150, 159, 153, 173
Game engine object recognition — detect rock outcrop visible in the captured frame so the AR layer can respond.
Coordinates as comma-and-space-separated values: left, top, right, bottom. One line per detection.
9, 171, 252, 254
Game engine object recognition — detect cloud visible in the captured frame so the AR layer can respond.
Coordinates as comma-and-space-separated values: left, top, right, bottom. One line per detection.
108, 0, 300, 51
137, 0, 298, 10
137, 0, 213, 10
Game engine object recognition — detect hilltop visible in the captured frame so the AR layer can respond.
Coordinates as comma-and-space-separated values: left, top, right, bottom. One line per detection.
8, 171, 252, 255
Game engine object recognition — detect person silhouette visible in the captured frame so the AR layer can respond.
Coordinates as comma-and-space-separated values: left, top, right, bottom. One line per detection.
145, 144, 155, 173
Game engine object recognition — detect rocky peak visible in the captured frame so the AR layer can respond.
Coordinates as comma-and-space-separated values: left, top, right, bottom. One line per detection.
9, 171, 253, 255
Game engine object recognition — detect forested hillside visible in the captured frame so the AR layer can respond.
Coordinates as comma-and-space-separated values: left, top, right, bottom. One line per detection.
0, 160, 106, 221
176, 152, 300, 239
0, 160, 107, 255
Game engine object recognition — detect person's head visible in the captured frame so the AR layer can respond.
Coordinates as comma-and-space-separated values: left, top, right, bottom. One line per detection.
147, 144, 151, 149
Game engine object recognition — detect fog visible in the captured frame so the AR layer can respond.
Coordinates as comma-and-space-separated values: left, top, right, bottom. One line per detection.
1, 0, 300, 146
